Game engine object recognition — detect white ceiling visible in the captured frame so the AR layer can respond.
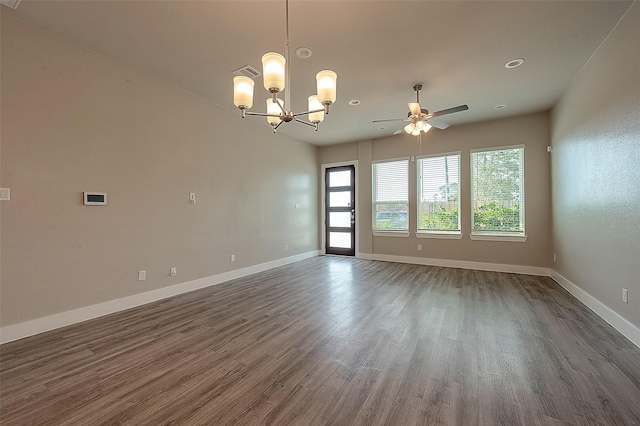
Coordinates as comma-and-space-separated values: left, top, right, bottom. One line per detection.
3, 0, 633, 145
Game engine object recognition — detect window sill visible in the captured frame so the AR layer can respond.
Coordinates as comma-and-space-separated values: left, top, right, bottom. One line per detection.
416, 231, 462, 240
469, 234, 527, 242
372, 231, 410, 238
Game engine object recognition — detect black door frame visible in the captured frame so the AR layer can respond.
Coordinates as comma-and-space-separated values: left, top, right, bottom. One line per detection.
323, 162, 357, 256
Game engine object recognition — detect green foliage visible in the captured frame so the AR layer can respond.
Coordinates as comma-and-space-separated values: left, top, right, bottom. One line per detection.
472, 149, 521, 202
376, 220, 394, 230
375, 211, 408, 230
438, 182, 459, 202
473, 202, 520, 230
421, 206, 459, 230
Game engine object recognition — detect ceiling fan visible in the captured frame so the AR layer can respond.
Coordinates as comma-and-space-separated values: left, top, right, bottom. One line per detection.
373, 84, 469, 139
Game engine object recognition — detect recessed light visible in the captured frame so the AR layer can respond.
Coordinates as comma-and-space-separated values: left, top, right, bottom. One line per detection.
348, 99, 361, 106
495, 104, 507, 109
505, 58, 525, 69
295, 47, 312, 59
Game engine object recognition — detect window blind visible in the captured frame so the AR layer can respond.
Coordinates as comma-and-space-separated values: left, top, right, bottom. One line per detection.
471, 147, 524, 234
418, 154, 460, 231
372, 159, 409, 231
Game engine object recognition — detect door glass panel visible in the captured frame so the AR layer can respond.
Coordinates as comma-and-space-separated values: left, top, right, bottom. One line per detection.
329, 191, 351, 207
329, 232, 352, 249
329, 212, 351, 228
329, 170, 351, 187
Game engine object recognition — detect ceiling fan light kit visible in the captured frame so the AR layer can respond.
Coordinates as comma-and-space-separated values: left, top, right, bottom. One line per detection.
404, 121, 432, 136
232, 0, 337, 133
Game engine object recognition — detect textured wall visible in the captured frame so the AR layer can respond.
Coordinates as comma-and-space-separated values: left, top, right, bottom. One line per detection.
319, 112, 552, 267
551, 4, 640, 328
0, 15, 318, 326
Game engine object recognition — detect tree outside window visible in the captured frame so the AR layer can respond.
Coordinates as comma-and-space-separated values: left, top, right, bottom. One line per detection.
471, 146, 524, 235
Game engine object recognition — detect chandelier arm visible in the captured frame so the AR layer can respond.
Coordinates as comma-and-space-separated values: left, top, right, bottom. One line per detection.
243, 111, 281, 118
291, 108, 324, 117
293, 117, 318, 128
276, 100, 287, 115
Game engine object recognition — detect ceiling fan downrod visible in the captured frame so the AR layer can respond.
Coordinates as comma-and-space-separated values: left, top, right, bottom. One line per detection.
413, 84, 423, 104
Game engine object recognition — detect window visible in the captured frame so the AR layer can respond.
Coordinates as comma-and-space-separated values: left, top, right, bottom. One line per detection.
372, 159, 408, 232
471, 146, 525, 237
417, 153, 460, 233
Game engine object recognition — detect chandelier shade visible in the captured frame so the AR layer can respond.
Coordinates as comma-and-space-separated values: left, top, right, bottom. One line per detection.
233, 76, 255, 109
266, 98, 284, 126
316, 70, 337, 105
262, 53, 286, 92
308, 95, 324, 123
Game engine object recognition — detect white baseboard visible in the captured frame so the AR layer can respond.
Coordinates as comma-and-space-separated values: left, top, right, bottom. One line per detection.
550, 270, 640, 348
358, 253, 551, 276
0, 251, 320, 345
3, 252, 638, 350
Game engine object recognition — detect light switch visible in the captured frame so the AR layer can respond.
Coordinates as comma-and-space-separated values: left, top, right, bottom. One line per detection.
0, 188, 10, 201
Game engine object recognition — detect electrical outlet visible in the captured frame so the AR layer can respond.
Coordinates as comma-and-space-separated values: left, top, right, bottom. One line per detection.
417, 244, 422, 251
189, 192, 196, 204
138, 270, 146, 281
622, 288, 628, 303
170, 267, 177, 277
231, 254, 235, 262
553, 254, 557, 262
285, 244, 288, 251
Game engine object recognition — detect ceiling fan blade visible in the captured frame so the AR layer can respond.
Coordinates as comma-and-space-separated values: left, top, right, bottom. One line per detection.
372, 118, 408, 123
408, 102, 421, 117
428, 104, 469, 118
393, 127, 404, 135
426, 119, 449, 130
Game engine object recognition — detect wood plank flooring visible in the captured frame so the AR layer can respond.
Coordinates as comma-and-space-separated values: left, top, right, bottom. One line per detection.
2, 257, 640, 425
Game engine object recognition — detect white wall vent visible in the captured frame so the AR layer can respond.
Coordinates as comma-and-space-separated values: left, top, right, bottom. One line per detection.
232, 65, 261, 79
0, 0, 21, 9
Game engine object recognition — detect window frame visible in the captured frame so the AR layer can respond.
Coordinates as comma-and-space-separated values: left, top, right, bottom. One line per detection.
470, 145, 526, 242
371, 157, 410, 237
416, 152, 462, 239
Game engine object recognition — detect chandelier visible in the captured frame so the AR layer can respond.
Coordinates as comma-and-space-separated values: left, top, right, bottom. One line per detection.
232, 0, 337, 133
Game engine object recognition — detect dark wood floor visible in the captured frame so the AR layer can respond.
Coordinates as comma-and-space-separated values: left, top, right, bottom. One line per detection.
2, 257, 640, 425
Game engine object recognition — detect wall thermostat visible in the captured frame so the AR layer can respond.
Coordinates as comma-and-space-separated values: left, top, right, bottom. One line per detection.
83, 192, 107, 205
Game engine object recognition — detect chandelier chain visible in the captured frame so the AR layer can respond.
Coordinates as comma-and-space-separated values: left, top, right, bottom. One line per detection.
284, 0, 291, 110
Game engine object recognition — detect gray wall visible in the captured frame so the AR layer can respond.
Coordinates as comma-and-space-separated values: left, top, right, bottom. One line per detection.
319, 112, 552, 268
0, 15, 318, 326
551, 3, 640, 329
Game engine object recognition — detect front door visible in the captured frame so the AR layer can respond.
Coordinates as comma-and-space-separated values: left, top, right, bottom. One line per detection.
325, 165, 356, 256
